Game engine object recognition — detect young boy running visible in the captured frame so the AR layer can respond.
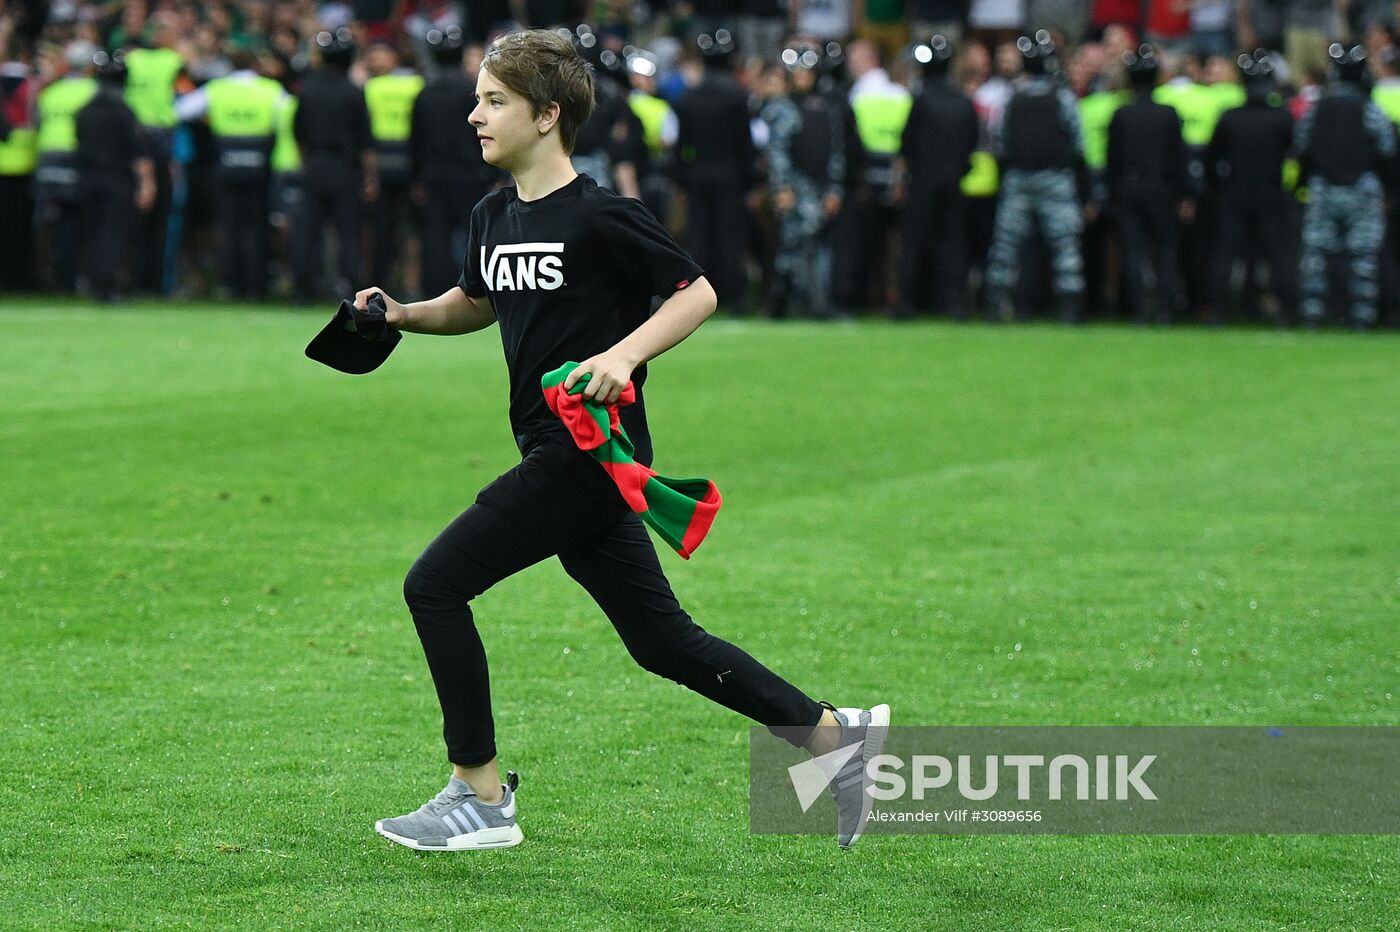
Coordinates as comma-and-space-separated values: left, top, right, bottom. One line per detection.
356, 30, 887, 851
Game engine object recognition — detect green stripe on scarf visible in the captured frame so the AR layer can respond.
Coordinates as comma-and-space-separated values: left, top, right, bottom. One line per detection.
542, 362, 721, 559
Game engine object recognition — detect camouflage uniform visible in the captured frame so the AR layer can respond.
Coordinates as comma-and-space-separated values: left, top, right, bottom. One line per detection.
761, 92, 845, 318
1297, 86, 1397, 325
985, 77, 1086, 316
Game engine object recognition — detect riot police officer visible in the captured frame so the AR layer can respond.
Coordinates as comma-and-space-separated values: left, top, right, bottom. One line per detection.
672, 29, 756, 311
567, 26, 645, 199
411, 26, 495, 295
896, 36, 978, 319
1297, 44, 1397, 329
761, 43, 846, 319
985, 31, 1087, 322
1106, 46, 1188, 324
293, 29, 374, 301
1205, 50, 1297, 325
75, 51, 155, 303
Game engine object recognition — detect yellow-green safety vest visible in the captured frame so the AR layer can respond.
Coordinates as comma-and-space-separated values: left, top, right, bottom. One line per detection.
0, 127, 38, 175
205, 74, 283, 138
124, 47, 182, 128
851, 91, 912, 155
1153, 82, 1217, 146
1078, 90, 1129, 171
36, 76, 98, 153
364, 72, 424, 142
1210, 82, 1246, 109
271, 96, 300, 172
1372, 84, 1400, 125
628, 92, 673, 154
961, 150, 999, 197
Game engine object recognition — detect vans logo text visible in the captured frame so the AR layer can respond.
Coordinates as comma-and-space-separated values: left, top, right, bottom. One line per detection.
483, 243, 565, 292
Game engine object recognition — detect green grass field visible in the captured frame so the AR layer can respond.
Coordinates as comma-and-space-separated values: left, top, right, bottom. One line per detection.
2, 301, 1398, 930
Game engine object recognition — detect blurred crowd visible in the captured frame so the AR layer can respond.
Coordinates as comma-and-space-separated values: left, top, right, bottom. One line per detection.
4, 0, 1400, 327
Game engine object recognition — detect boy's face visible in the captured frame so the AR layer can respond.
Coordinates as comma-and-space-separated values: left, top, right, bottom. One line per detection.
470, 65, 556, 171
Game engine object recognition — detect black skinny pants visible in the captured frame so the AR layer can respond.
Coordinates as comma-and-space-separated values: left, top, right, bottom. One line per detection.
403, 429, 826, 766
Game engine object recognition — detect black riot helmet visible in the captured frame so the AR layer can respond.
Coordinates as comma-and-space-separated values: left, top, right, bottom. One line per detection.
566, 23, 600, 63
1122, 44, 1160, 90
92, 49, 127, 86
1329, 42, 1368, 85
696, 29, 736, 71
315, 27, 356, 69
597, 46, 630, 89
781, 42, 822, 92
913, 35, 954, 80
780, 43, 822, 73
568, 25, 628, 88
1016, 30, 1057, 76
425, 25, 464, 67
819, 41, 846, 79
1237, 48, 1278, 95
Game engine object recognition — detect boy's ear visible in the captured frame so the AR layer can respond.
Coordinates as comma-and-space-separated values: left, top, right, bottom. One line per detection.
537, 101, 561, 135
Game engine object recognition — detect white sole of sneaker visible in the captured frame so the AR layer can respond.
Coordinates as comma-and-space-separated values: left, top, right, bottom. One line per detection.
374, 821, 524, 851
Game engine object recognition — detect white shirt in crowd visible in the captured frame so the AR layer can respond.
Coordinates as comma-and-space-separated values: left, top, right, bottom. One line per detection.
796, 0, 854, 41
968, 0, 1028, 29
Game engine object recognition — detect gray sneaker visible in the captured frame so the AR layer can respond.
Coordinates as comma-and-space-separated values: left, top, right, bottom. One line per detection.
824, 703, 891, 849
374, 771, 523, 851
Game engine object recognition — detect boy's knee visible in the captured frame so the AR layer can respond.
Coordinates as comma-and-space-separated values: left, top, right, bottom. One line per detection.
403, 557, 455, 610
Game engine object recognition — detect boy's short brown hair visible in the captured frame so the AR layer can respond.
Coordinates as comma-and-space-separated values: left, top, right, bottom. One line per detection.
483, 30, 596, 155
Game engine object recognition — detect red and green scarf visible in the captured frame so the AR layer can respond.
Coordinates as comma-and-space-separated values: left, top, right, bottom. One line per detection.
542, 362, 721, 559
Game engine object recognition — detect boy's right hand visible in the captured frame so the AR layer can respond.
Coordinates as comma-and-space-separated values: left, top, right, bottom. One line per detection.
355, 287, 406, 329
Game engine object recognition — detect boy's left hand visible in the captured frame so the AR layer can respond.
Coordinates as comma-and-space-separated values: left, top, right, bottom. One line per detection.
564, 349, 638, 405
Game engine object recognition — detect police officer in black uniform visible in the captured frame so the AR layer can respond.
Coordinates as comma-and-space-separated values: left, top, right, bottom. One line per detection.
567, 26, 645, 199
896, 36, 978, 318
293, 28, 374, 301
1106, 46, 1188, 324
75, 51, 155, 303
411, 26, 496, 296
672, 29, 756, 311
1205, 50, 1297, 325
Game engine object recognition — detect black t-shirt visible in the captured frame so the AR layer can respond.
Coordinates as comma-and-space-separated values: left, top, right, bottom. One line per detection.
458, 173, 703, 467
